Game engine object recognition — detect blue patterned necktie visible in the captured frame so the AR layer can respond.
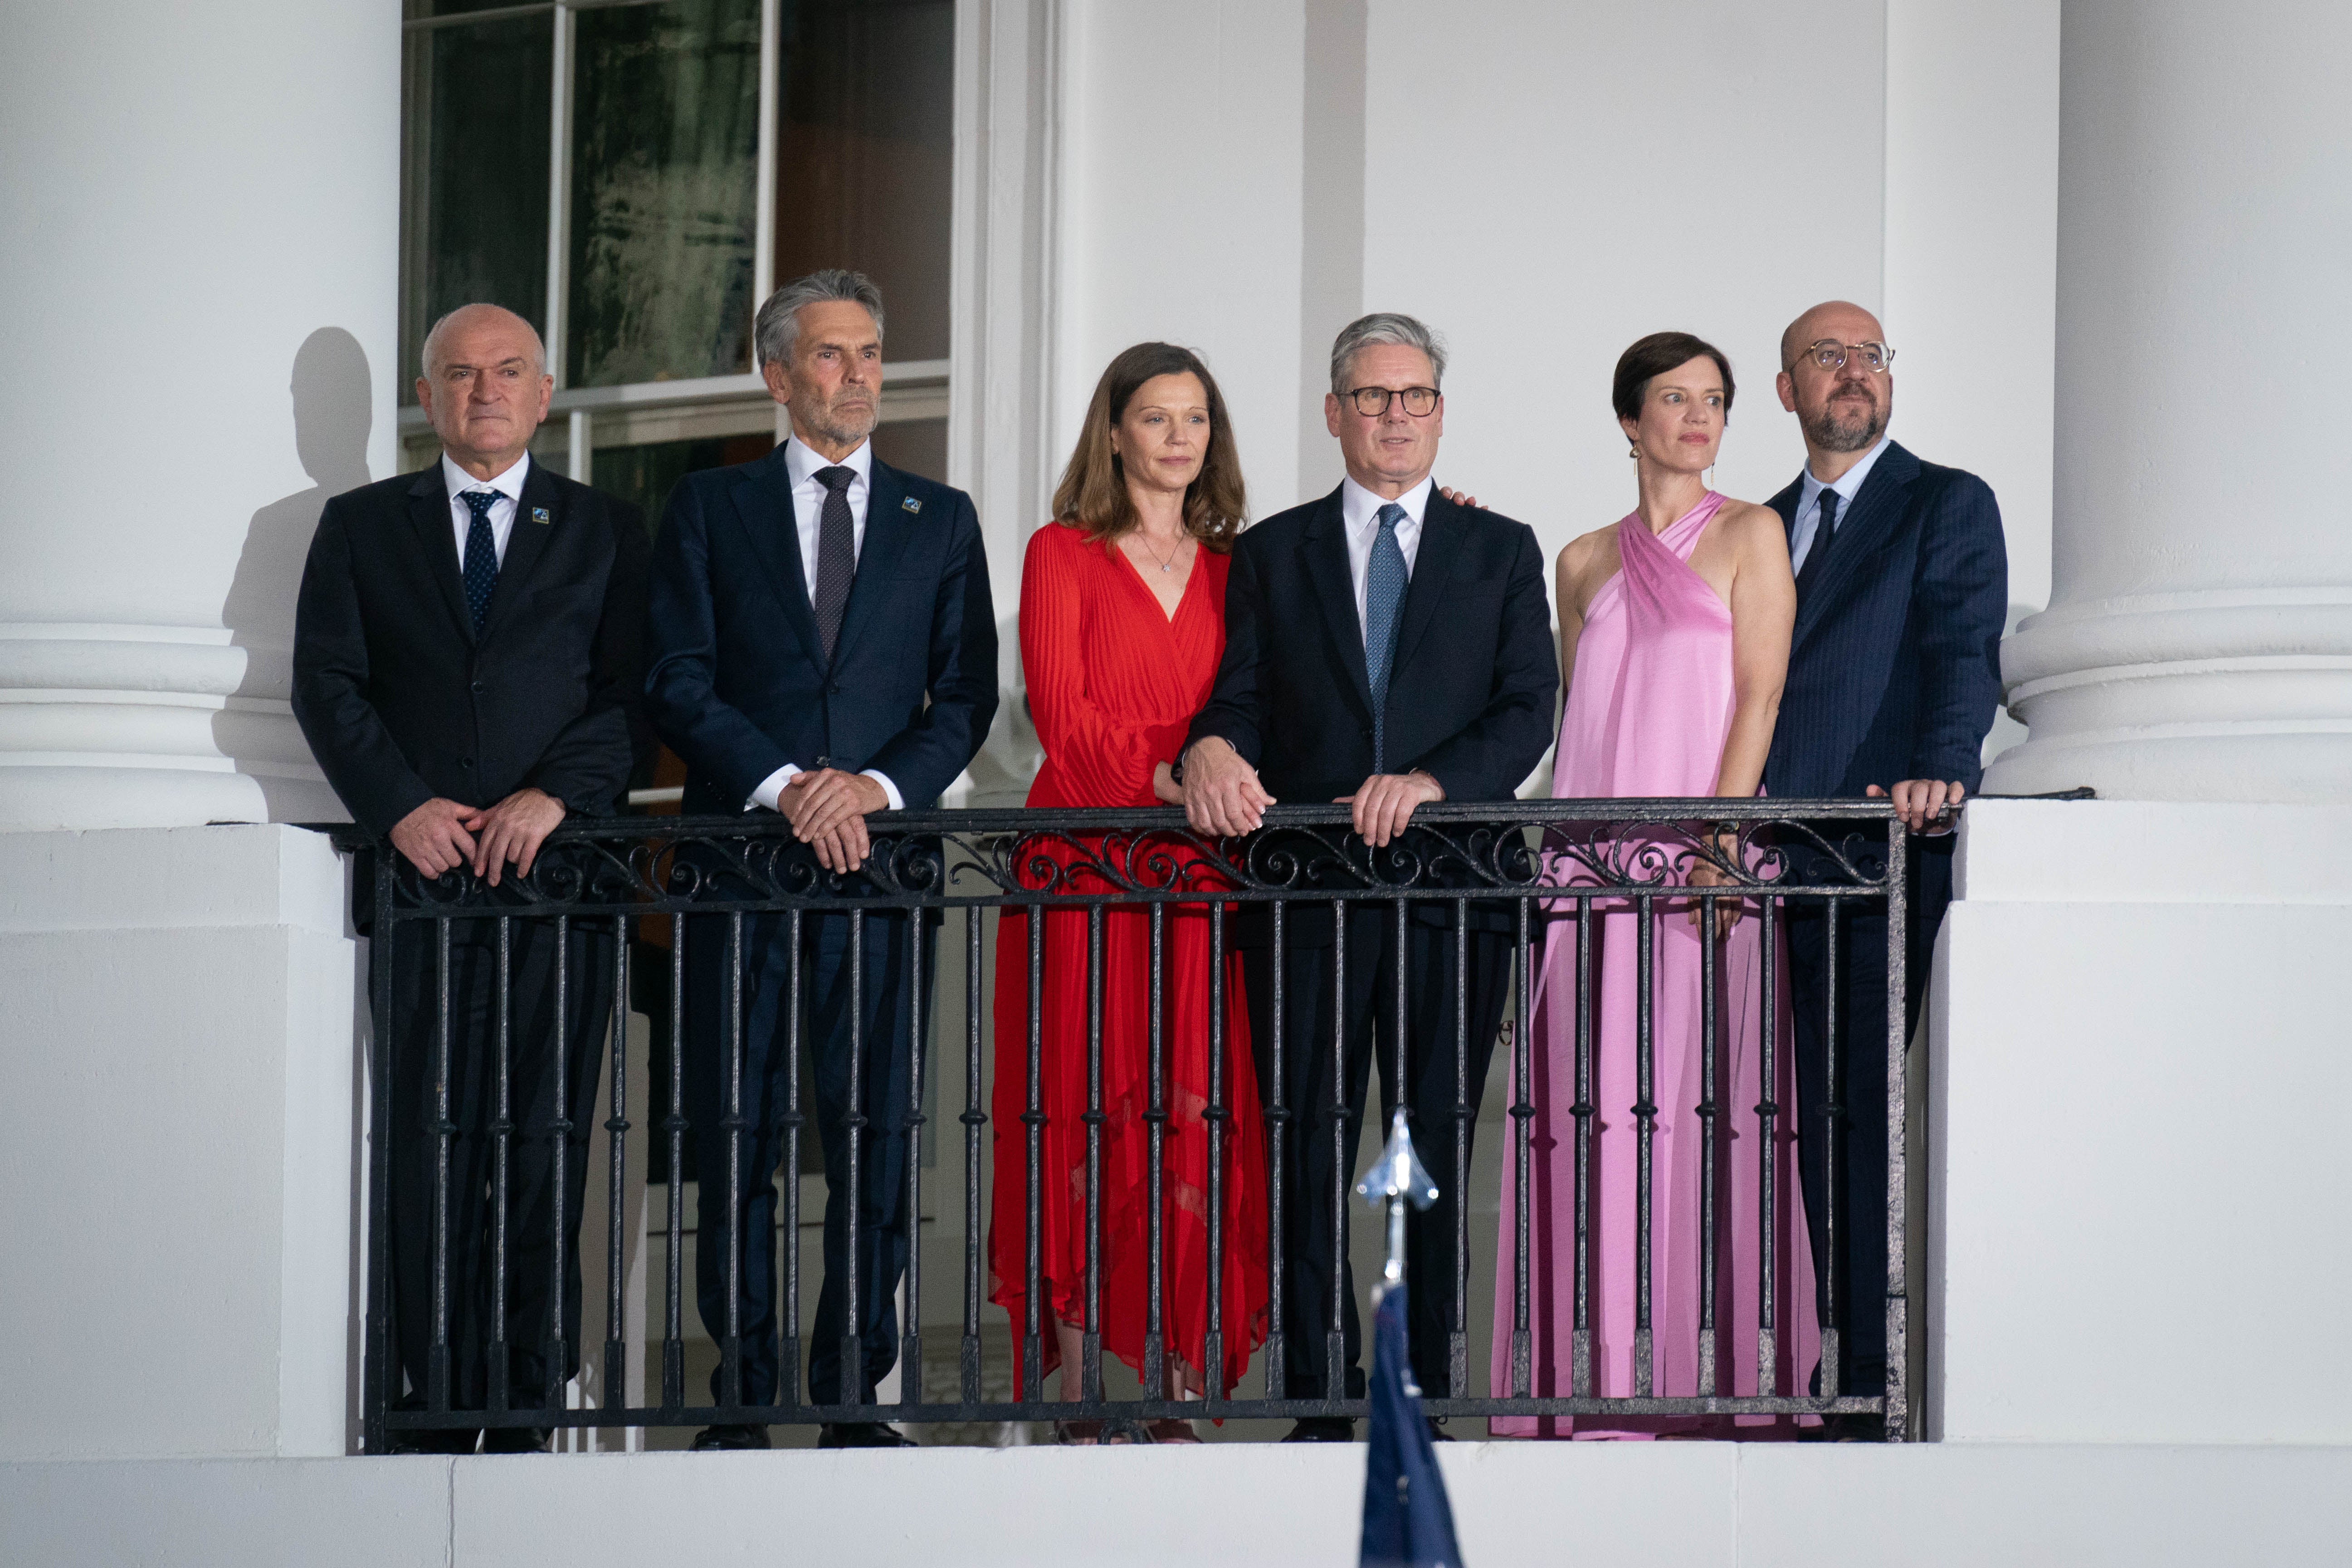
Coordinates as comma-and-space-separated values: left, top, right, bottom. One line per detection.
1364, 502, 1410, 774
460, 488, 502, 635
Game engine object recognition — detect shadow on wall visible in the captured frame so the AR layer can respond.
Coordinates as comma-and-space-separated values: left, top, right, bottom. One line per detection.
217, 327, 375, 820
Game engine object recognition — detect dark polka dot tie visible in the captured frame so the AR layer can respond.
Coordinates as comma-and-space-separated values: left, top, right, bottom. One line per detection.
461, 489, 501, 635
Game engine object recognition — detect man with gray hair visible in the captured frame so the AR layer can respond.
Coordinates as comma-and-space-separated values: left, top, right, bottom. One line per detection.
1181, 312, 1556, 1437
646, 268, 997, 1448
294, 302, 651, 1452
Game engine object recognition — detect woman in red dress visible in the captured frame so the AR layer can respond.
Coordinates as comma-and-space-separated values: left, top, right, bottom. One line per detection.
989, 343, 1269, 1442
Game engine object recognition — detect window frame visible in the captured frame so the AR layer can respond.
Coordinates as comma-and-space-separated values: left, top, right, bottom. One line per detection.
395, 0, 954, 481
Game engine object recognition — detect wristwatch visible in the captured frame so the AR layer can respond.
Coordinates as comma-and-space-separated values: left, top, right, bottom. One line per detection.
1169, 749, 1187, 786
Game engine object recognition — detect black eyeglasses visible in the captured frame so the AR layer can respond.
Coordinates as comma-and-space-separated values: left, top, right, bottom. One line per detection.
1343, 385, 1440, 417
1804, 339, 1896, 373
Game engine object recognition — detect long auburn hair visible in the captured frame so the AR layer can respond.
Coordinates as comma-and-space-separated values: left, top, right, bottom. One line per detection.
1051, 342, 1248, 551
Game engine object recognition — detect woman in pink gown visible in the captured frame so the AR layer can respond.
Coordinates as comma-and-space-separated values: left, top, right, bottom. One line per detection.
1491, 332, 1814, 1438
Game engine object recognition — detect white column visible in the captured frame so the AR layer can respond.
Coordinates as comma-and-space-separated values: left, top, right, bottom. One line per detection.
1985, 0, 2352, 803
0, 3, 398, 830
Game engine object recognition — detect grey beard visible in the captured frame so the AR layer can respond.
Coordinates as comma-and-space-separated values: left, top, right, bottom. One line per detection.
807, 401, 878, 449
1805, 400, 1884, 454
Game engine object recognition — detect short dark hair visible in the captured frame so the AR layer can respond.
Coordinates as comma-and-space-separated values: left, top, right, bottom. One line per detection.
1611, 332, 1735, 424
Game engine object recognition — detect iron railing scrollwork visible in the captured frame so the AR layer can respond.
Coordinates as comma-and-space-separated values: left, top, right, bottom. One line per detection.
340, 796, 1919, 1446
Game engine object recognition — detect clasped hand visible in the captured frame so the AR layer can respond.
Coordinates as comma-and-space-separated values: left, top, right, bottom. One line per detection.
779, 767, 890, 873
390, 787, 565, 886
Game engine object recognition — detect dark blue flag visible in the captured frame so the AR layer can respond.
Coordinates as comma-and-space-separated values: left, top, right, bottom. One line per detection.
1359, 1281, 1462, 1568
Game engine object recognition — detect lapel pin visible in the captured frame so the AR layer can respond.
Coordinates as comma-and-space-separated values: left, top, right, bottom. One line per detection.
531, 506, 551, 524
902, 497, 922, 514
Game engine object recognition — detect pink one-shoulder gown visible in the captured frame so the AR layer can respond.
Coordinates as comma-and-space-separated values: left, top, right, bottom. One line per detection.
1489, 491, 1818, 1438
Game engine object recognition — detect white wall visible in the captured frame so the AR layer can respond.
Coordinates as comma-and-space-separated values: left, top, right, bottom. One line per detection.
1037, 0, 2056, 641
1884, 0, 2059, 620
1361, 0, 1883, 559
1058, 2, 1309, 524
0, 827, 357, 1460
1932, 801, 2352, 1443
0, 1, 399, 828
12, 1443, 2352, 1566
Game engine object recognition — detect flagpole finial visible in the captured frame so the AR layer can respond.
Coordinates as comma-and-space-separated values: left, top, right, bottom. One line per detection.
1356, 1107, 1440, 1288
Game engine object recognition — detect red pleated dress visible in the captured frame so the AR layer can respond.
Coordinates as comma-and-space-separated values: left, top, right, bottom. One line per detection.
988, 521, 1270, 1397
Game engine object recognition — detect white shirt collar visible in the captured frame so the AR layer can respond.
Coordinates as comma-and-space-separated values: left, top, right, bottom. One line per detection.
441, 449, 531, 504
1797, 435, 1892, 516
1339, 473, 1435, 535
783, 433, 873, 491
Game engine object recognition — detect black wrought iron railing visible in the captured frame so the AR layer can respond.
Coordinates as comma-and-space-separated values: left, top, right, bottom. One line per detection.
340, 797, 1920, 1448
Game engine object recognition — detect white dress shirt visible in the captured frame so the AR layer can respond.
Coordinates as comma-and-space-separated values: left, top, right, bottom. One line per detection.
748, 435, 903, 814
1338, 473, 1433, 639
442, 450, 529, 569
1788, 435, 1892, 575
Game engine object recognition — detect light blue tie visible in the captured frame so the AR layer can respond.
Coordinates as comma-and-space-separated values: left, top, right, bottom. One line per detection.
1364, 502, 1409, 774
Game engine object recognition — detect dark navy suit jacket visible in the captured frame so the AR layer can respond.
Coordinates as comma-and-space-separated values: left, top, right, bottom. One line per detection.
644, 443, 997, 816
293, 460, 650, 838
1187, 484, 1557, 808
1762, 441, 2006, 798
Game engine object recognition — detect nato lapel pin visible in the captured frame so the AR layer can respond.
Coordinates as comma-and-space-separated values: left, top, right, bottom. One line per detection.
531, 506, 551, 524
902, 496, 922, 514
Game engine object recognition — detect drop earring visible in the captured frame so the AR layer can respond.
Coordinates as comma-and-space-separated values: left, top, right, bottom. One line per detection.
1628, 443, 1639, 459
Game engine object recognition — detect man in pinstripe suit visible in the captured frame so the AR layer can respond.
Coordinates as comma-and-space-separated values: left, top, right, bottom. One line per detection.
1764, 300, 2007, 1436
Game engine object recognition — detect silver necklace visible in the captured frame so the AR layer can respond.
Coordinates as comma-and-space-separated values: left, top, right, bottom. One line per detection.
1135, 531, 1186, 573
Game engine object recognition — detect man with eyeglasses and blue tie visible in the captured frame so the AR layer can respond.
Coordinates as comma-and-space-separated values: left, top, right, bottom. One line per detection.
1180, 312, 1557, 1441
1763, 299, 2007, 1439
294, 303, 651, 1452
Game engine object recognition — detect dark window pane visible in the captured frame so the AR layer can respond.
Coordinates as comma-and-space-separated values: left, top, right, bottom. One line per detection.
598, 432, 774, 537
775, 0, 954, 363
872, 415, 947, 484
400, 16, 553, 404
404, 0, 542, 17
568, 0, 763, 387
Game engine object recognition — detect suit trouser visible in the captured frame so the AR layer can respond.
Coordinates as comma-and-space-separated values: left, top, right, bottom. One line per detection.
685, 904, 932, 1407
1783, 837, 1950, 1399
1242, 903, 1511, 1402
383, 916, 613, 1414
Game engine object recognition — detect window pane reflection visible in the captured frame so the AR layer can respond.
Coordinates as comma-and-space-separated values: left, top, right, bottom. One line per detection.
568, 0, 762, 388
775, 0, 955, 363
597, 433, 773, 536
400, 15, 553, 403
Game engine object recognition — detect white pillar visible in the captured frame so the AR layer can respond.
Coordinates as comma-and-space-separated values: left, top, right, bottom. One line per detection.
0, 3, 389, 1459
1985, 0, 2352, 803
0, 2, 398, 830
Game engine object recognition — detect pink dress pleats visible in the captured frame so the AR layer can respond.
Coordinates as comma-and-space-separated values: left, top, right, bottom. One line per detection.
1489, 492, 1819, 1438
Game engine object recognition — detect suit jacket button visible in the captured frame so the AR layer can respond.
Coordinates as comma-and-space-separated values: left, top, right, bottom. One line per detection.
470, 680, 484, 694
461, 757, 474, 768
829, 682, 842, 695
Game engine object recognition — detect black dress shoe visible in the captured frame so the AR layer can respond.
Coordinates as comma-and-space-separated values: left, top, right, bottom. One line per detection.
690, 1423, 772, 1451
388, 1427, 479, 1456
818, 1421, 918, 1449
1281, 1417, 1357, 1443
481, 1426, 550, 1454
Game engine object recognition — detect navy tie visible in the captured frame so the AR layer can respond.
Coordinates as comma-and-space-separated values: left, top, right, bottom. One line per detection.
460, 489, 502, 635
1795, 487, 1839, 601
811, 466, 857, 663
1365, 502, 1410, 774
